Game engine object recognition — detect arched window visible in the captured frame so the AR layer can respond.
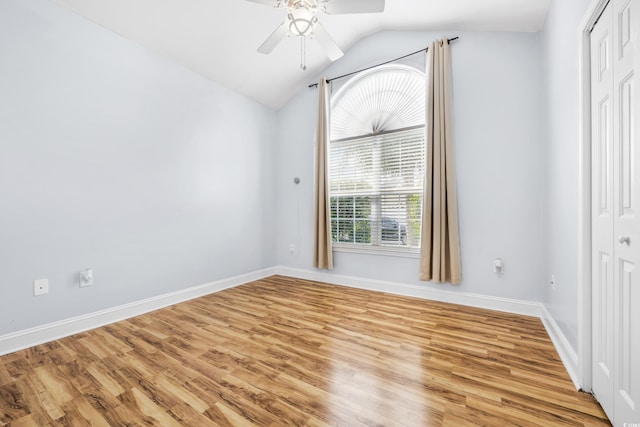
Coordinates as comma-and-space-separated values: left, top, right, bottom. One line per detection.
329, 65, 426, 251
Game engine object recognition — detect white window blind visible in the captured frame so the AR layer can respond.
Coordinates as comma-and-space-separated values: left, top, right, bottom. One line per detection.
329, 126, 425, 249
331, 67, 426, 141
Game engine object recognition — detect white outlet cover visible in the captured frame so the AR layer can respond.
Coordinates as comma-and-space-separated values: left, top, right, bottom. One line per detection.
34, 278, 49, 296
80, 268, 93, 287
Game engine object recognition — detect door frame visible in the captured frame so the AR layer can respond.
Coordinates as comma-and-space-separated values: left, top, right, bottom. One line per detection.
577, 0, 612, 392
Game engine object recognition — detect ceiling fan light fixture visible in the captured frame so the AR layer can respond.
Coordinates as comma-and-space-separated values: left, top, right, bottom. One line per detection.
287, 9, 317, 36
287, 2, 318, 36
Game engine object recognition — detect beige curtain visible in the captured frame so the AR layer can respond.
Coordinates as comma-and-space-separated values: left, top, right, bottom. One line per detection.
420, 39, 462, 284
313, 78, 333, 270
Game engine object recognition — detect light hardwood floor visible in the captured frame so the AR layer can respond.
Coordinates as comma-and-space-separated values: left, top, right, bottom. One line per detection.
0, 276, 609, 426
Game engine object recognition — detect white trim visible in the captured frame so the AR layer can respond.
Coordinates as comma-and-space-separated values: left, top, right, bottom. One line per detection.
577, 0, 611, 392
274, 266, 542, 317
541, 305, 581, 389
0, 267, 277, 357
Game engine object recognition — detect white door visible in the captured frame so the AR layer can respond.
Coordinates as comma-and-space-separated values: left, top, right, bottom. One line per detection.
611, 0, 640, 423
591, 0, 640, 425
591, 0, 615, 418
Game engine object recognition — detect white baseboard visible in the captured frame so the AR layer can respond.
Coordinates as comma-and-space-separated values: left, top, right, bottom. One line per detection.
540, 305, 580, 389
0, 267, 277, 357
274, 266, 543, 317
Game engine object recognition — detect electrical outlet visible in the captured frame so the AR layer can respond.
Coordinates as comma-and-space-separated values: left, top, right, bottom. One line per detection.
493, 258, 504, 273
80, 268, 93, 287
550, 274, 557, 291
34, 278, 49, 296
289, 243, 295, 254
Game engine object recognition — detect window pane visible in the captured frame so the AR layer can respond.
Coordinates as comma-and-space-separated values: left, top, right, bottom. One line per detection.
355, 220, 371, 244
355, 196, 371, 219
337, 220, 354, 243
331, 219, 337, 243
407, 193, 422, 247
337, 197, 354, 219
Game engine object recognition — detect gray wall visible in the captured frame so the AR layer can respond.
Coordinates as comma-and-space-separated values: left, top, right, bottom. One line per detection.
275, 31, 546, 302
0, 0, 277, 335
539, 0, 592, 352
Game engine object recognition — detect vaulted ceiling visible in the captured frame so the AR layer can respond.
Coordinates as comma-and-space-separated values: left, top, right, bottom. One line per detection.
52, 0, 551, 109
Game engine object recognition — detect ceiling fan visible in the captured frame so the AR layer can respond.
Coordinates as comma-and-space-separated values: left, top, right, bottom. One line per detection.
245, 0, 385, 68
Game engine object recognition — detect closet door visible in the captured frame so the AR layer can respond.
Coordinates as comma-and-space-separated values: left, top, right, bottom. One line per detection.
611, 0, 640, 424
591, 1, 615, 418
592, 0, 640, 425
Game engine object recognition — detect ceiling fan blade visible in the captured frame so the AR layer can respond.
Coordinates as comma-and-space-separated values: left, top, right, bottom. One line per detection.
314, 23, 344, 61
258, 21, 289, 54
324, 0, 385, 14
244, 0, 278, 6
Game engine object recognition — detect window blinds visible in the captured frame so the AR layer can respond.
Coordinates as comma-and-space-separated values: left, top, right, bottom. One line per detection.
329, 126, 426, 248
331, 67, 426, 141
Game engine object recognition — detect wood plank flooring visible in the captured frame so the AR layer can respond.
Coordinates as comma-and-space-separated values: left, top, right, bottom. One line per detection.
0, 275, 609, 426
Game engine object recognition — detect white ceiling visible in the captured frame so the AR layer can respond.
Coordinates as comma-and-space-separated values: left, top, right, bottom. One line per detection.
52, 0, 551, 109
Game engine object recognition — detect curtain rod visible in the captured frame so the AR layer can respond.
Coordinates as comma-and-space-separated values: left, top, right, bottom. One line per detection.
308, 36, 458, 88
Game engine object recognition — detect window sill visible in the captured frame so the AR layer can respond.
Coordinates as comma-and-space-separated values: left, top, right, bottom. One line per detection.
332, 244, 421, 259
